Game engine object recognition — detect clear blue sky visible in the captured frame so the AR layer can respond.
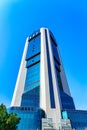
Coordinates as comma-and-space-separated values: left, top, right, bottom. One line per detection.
0, 0, 87, 110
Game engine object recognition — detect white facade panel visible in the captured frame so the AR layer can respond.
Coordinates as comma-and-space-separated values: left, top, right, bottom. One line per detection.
11, 38, 28, 106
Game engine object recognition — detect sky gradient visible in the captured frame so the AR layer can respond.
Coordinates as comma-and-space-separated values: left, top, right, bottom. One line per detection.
0, 0, 87, 109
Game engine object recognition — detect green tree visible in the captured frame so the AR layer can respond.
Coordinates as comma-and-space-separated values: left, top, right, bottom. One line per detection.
0, 104, 20, 130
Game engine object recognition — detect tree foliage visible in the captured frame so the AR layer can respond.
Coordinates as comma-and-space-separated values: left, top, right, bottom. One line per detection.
0, 104, 20, 130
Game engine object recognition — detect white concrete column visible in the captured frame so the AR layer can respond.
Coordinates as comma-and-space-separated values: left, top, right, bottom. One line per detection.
11, 38, 29, 106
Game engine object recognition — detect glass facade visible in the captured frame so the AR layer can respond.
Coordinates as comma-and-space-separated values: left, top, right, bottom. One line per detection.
9, 107, 45, 130
62, 110, 87, 130
60, 91, 75, 110
21, 86, 40, 107
26, 33, 40, 60
50, 34, 63, 92
50, 33, 75, 110
21, 33, 41, 108
24, 63, 40, 91
17, 32, 42, 130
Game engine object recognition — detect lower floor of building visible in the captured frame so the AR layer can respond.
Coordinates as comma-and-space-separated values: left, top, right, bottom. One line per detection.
8, 107, 87, 130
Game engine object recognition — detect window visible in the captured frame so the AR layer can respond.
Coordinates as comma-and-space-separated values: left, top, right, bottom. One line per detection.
26, 34, 41, 60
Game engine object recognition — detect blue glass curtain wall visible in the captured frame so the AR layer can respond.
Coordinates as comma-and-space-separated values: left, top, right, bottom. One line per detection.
25, 62, 40, 91
62, 110, 87, 130
26, 34, 40, 60
21, 86, 40, 107
50, 33, 75, 110
50, 34, 63, 92
60, 91, 75, 110
9, 107, 45, 130
21, 33, 41, 108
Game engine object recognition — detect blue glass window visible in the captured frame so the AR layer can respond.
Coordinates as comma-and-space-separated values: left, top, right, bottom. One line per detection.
62, 111, 68, 119
21, 33, 41, 108
21, 86, 40, 107
60, 91, 75, 110
26, 53, 40, 68
62, 110, 87, 129
25, 62, 40, 91
56, 68, 63, 91
26, 34, 40, 60
9, 107, 45, 130
50, 35, 60, 64
50, 32, 57, 46
50, 33, 75, 110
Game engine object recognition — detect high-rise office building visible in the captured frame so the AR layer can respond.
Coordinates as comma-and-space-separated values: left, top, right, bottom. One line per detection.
9, 28, 87, 130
